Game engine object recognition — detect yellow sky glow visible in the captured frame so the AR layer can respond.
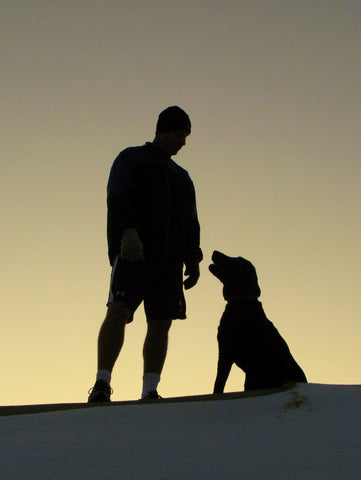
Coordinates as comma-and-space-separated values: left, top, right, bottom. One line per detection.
1, 0, 360, 405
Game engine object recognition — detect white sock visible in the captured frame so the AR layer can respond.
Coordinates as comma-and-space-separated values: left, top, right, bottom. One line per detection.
96, 369, 111, 384
142, 372, 160, 398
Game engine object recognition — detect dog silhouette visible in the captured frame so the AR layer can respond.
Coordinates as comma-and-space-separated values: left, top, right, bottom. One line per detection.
209, 251, 307, 392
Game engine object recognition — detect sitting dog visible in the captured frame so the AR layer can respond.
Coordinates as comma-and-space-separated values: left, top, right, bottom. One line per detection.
209, 251, 307, 393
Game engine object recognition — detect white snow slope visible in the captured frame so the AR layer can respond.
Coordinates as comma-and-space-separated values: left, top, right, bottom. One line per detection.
0, 383, 360, 480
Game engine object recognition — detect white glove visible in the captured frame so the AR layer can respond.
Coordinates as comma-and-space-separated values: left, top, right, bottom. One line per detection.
120, 228, 144, 262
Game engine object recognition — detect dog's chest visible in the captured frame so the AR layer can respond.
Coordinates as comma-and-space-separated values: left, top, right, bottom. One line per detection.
219, 302, 269, 337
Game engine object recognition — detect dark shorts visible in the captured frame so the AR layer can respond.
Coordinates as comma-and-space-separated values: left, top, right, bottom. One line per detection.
107, 256, 186, 322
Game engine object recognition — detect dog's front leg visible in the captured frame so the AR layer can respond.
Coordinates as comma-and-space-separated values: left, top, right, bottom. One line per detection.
213, 350, 233, 394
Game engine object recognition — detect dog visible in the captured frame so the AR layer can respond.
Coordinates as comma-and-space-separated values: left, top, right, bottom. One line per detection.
209, 251, 307, 393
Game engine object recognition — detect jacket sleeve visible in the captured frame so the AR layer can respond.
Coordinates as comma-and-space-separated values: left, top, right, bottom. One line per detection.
107, 151, 137, 265
184, 180, 203, 264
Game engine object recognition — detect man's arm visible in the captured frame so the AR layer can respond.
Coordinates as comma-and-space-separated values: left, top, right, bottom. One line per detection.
107, 152, 138, 265
183, 179, 202, 288
119, 227, 144, 262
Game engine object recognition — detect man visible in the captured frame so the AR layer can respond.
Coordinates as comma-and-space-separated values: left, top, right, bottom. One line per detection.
88, 106, 202, 402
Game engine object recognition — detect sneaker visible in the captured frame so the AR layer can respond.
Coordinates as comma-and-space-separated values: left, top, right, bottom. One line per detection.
141, 390, 162, 401
88, 379, 112, 403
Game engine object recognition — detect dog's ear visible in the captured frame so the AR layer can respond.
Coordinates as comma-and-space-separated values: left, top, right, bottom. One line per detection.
244, 261, 261, 297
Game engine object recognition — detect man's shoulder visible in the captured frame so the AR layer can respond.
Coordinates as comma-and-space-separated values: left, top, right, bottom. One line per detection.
169, 159, 191, 179
114, 145, 192, 181
117, 144, 147, 159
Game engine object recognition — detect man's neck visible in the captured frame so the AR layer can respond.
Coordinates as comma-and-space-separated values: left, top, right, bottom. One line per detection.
148, 140, 171, 159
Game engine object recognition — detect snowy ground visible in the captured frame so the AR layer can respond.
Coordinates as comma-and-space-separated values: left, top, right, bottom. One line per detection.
0, 383, 360, 480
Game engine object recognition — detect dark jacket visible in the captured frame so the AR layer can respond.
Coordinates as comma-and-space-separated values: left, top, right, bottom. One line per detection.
107, 142, 202, 266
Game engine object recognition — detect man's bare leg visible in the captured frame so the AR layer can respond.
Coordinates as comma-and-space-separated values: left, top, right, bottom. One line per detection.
141, 319, 172, 398
88, 302, 133, 402
97, 302, 132, 372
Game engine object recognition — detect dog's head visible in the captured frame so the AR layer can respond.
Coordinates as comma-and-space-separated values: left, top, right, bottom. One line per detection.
209, 250, 261, 301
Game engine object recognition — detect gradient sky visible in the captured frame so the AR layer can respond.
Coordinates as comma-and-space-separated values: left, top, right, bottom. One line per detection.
1, 0, 360, 405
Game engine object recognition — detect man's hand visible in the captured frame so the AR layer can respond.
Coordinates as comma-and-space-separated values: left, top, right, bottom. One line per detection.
183, 260, 200, 290
120, 228, 144, 262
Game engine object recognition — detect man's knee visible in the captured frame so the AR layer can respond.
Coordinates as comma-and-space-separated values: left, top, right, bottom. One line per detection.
106, 302, 132, 323
147, 319, 172, 334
